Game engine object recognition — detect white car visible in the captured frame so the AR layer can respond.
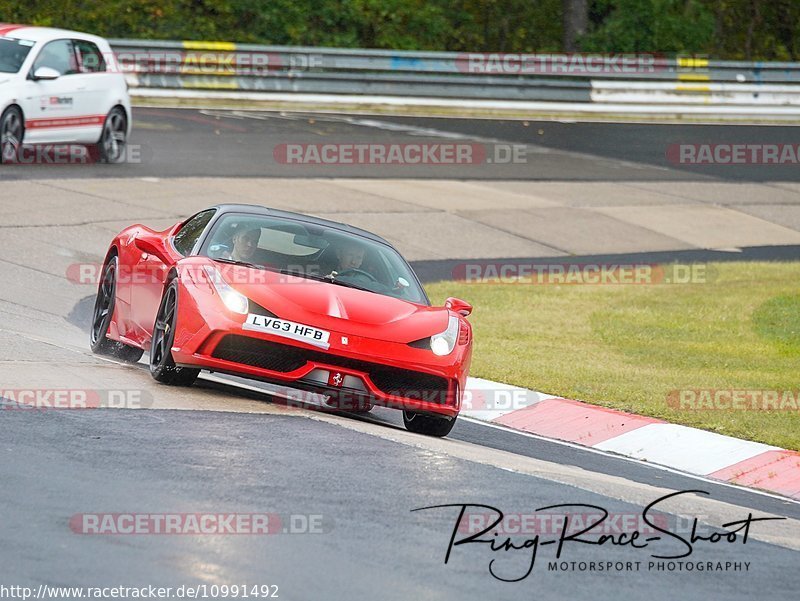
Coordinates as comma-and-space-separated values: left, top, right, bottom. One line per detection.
0, 24, 131, 163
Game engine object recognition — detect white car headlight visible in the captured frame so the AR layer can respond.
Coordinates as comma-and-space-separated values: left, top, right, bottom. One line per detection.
203, 266, 249, 315
430, 316, 460, 356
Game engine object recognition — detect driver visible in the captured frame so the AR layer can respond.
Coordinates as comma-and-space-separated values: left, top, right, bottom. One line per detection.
222, 227, 261, 262
334, 239, 366, 272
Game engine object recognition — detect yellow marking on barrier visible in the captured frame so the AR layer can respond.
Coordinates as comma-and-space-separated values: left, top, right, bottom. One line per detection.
676, 84, 711, 93
678, 73, 711, 82
182, 41, 237, 51
180, 79, 239, 90
678, 57, 709, 69
180, 67, 236, 76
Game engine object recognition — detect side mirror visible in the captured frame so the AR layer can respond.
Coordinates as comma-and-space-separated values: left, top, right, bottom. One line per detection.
134, 236, 172, 265
32, 66, 60, 80
445, 297, 472, 317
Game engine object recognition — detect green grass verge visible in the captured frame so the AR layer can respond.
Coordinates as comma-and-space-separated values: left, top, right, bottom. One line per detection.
426, 261, 800, 450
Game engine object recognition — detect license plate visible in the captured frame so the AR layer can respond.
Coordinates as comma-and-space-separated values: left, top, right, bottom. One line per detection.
243, 314, 330, 349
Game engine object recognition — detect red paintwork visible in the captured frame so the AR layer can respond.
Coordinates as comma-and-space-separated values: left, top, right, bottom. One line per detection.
103, 218, 473, 418
0, 24, 26, 36
26, 115, 107, 129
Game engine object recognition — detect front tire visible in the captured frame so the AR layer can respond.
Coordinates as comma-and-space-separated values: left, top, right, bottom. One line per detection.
89, 256, 145, 363
97, 107, 127, 164
403, 411, 456, 437
149, 280, 199, 386
0, 106, 23, 164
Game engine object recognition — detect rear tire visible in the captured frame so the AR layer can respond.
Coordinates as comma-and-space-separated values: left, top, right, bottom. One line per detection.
402, 411, 456, 437
89, 256, 145, 363
97, 107, 127, 164
0, 106, 23, 164
149, 280, 199, 386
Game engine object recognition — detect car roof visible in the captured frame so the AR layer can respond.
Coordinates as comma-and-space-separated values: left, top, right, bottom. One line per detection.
0, 24, 106, 44
211, 204, 393, 247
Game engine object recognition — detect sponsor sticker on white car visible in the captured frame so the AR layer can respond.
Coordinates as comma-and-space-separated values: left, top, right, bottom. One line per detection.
243, 314, 330, 349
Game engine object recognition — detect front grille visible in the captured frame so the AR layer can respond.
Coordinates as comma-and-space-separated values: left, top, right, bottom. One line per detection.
211, 334, 450, 403
212, 335, 307, 372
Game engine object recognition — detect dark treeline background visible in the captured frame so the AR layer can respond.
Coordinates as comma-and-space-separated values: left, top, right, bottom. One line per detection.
1, 0, 798, 60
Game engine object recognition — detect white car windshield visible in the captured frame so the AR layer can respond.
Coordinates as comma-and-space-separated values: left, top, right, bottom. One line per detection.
0, 37, 33, 73
203, 213, 428, 304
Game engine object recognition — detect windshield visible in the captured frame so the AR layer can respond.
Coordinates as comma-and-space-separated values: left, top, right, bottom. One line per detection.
202, 213, 428, 304
0, 37, 33, 73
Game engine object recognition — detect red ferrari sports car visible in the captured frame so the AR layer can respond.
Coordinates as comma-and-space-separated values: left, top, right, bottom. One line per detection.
90, 205, 473, 436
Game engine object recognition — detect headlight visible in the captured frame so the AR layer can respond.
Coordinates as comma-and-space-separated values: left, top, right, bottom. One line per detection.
203, 266, 249, 315
430, 316, 459, 356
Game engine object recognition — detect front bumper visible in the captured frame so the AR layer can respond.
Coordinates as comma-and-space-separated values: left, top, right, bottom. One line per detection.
170, 286, 469, 418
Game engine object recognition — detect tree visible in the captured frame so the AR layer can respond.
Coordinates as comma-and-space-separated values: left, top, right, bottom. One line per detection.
582, 0, 715, 54
563, 0, 588, 51
705, 0, 800, 60
3, 0, 798, 59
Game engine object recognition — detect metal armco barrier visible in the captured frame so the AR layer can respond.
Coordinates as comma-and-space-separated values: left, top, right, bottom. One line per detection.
109, 39, 800, 107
